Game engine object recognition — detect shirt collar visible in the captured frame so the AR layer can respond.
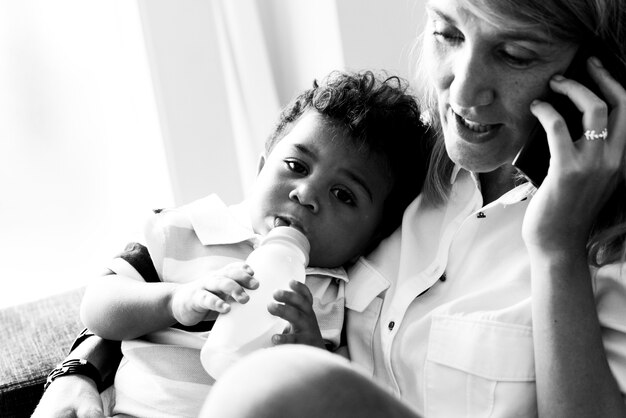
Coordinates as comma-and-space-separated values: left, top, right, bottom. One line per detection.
450, 165, 536, 207
181, 194, 258, 246
182, 194, 349, 282
307, 266, 349, 283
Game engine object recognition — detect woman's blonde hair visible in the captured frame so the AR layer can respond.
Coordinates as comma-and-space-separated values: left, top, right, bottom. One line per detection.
415, 0, 626, 265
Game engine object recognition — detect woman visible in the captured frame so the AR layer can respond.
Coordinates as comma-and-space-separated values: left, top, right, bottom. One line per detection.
200, 0, 626, 417
36, 0, 626, 417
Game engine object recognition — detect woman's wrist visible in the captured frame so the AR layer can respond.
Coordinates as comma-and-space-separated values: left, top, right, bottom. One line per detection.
64, 331, 122, 390
523, 227, 589, 261
45, 359, 103, 392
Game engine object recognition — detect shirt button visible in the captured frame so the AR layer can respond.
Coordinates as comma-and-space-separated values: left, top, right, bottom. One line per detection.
477, 211, 486, 218
439, 272, 447, 282
388, 321, 395, 331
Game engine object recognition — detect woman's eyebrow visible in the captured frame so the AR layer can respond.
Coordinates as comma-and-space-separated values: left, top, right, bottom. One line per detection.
425, 4, 454, 24
426, 2, 553, 46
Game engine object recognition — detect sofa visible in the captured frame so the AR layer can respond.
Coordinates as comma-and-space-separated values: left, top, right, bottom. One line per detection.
0, 288, 86, 418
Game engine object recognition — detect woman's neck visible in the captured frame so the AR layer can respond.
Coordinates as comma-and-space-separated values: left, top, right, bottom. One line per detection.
478, 166, 517, 206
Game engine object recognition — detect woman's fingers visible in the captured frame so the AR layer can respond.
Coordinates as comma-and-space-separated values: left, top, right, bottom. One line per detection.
587, 57, 626, 111
529, 99, 576, 165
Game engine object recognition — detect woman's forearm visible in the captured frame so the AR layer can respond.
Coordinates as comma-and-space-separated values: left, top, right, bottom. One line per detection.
529, 246, 625, 417
80, 275, 178, 340
68, 332, 123, 387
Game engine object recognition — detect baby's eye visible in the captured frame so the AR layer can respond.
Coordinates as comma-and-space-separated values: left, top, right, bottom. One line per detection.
332, 188, 356, 206
285, 160, 308, 175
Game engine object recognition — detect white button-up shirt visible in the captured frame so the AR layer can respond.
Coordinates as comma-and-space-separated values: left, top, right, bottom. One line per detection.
345, 169, 626, 417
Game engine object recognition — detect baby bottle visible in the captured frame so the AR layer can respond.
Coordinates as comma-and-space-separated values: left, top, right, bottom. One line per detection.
201, 226, 310, 379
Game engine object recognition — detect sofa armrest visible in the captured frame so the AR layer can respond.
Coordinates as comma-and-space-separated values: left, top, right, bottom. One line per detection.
0, 288, 85, 418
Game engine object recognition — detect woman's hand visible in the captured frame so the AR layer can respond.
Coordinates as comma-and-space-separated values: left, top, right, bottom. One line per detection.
32, 375, 104, 418
522, 56, 626, 252
523, 56, 626, 417
170, 262, 259, 326
268, 280, 326, 349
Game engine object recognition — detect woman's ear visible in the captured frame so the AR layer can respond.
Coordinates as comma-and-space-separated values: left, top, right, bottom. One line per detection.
257, 154, 266, 175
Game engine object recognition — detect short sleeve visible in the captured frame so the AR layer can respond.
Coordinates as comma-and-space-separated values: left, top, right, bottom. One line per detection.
106, 242, 159, 283
304, 275, 346, 350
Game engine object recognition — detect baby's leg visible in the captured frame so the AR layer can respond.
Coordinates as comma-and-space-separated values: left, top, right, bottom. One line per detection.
200, 345, 418, 418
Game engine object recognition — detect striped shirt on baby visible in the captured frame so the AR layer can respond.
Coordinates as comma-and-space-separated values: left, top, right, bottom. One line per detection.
107, 194, 347, 418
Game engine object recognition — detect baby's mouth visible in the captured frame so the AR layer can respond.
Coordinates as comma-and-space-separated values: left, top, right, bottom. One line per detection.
274, 217, 291, 228
273, 216, 305, 234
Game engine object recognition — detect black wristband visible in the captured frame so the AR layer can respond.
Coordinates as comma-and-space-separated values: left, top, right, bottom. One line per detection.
69, 328, 96, 353
44, 359, 103, 392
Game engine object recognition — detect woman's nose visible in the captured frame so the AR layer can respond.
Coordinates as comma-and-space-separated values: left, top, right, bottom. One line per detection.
289, 183, 319, 213
449, 48, 495, 108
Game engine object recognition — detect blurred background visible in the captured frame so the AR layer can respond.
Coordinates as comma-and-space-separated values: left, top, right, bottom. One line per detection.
0, 0, 426, 308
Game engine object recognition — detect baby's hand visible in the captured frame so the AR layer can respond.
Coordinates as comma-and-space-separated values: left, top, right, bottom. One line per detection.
268, 280, 325, 349
170, 262, 258, 326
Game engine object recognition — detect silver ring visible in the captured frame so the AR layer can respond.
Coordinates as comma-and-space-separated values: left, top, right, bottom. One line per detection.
584, 128, 608, 141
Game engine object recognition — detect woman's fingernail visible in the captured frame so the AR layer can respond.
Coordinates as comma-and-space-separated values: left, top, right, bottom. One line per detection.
589, 56, 602, 68
249, 278, 259, 288
551, 74, 565, 82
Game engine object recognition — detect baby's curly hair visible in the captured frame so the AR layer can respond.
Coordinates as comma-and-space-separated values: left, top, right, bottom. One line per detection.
265, 70, 433, 249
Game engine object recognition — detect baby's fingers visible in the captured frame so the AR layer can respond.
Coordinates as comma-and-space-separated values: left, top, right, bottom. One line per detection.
267, 299, 301, 323
273, 280, 313, 310
195, 290, 230, 314
271, 333, 297, 346
219, 262, 259, 289
204, 276, 252, 304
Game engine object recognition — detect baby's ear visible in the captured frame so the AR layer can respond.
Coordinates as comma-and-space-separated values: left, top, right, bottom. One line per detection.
257, 154, 266, 175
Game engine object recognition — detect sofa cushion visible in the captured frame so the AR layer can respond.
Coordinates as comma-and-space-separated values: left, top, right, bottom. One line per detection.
0, 288, 85, 418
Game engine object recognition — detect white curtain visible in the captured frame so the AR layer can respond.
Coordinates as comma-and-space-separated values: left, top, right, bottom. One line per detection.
0, 1, 173, 308
213, 0, 345, 194
1, 0, 421, 308
137, 0, 345, 204
211, 0, 281, 193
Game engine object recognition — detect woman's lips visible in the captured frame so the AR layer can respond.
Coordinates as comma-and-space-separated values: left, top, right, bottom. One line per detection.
459, 115, 492, 132
450, 109, 501, 143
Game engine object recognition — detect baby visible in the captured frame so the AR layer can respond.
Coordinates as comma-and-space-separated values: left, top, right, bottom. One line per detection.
80, 70, 431, 417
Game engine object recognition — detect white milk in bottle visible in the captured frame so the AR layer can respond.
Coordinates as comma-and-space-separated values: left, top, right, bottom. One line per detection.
201, 226, 309, 379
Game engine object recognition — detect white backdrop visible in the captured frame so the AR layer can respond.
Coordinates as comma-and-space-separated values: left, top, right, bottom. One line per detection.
0, 0, 425, 308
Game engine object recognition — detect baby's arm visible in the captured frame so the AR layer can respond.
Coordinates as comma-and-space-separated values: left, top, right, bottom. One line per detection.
80, 262, 258, 340
268, 280, 326, 349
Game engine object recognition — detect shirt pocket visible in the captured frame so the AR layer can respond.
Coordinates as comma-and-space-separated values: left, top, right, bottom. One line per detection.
425, 315, 537, 418
346, 296, 383, 377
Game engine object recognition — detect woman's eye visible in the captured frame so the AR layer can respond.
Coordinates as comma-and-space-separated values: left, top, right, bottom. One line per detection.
332, 188, 356, 206
499, 46, 536, 68
286, 160, 307, 175
432, 29, 463, 45
500, 52, 534, 67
